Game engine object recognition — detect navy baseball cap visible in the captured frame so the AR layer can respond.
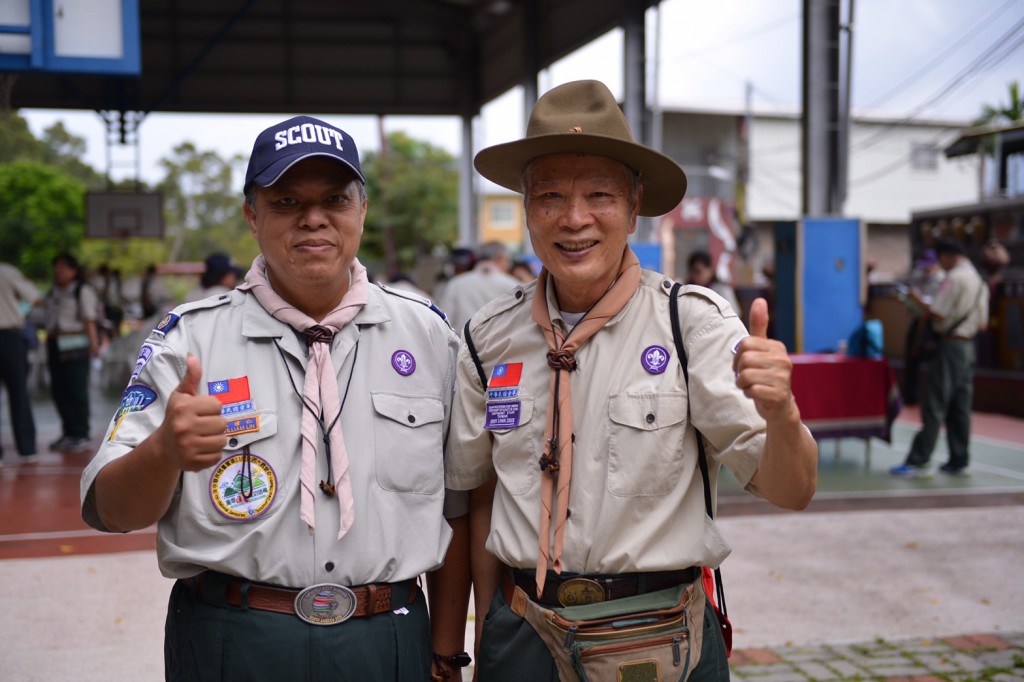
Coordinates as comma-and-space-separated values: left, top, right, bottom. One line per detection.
243, 115, 365, 193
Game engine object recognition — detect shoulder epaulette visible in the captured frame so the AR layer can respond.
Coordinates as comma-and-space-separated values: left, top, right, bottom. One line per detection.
375, 282, 448, 323
150, 292, 234, 337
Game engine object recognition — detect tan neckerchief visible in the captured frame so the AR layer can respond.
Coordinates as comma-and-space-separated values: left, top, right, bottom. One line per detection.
529, 247, 641, 597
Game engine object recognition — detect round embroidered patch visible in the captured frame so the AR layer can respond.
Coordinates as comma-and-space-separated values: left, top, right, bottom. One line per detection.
209, 453, 277, 520
391, 349, 416, 376
641, 345, 670, 374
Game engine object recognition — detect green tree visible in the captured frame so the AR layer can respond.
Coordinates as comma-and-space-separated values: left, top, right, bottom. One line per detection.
38, 121, 106, 188
0, 160, 85, 279
361, 130, 459, 275
0, 112, 41, 163
973, 81, 1023, 128
157, 142, 256, 266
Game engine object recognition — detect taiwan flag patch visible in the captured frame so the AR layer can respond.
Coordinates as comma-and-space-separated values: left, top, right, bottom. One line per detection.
208, 376, 251, 405
489, 362, 523, 388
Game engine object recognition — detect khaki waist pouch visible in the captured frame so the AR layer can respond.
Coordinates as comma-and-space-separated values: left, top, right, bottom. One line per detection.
511, 580, 705, 681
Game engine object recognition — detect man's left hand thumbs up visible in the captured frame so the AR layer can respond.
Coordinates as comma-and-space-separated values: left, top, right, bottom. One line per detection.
734, 297, 798, 422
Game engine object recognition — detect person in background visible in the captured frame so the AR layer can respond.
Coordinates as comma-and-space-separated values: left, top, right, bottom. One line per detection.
687, 249, 741, 314
899, 249, 944, 404
436, 241, 520, 334
891, 240, 989, 478
0, 261, 41, 463
432, 246, 476, 304
444, 80, 817, 680
183, 252, 245, 303
80, 115, 467, 681
509, 258, 537, 284
43, 253, 100, 453
387, 272, 432, 299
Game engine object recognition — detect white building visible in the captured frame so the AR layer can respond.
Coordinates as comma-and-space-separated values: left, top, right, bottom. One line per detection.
658, 104, 978, 284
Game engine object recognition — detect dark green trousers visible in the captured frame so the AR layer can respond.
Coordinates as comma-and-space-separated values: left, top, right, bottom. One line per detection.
907, 337, 975, 468
477, 588, 730, 681
46, 338, 91, 439
165, 577, 431, 682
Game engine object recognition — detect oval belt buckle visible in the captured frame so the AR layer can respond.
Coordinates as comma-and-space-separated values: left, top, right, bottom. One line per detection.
294, 583, 357, 626
556, 578, 606, 607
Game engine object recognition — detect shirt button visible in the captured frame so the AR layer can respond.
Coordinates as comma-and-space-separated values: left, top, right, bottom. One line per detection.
662, 280, 671, 289
646, 413, 656, 424
515, 290, 523, 299
325, 561, 335, 572
228, 437, 238, 447
407, 415, 416, 424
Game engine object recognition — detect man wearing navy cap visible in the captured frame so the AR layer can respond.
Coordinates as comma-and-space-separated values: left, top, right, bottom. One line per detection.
81, 116, 469, 681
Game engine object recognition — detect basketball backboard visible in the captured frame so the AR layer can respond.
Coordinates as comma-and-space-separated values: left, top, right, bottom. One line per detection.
0, 0, 140, 75
85, 191, 164, 239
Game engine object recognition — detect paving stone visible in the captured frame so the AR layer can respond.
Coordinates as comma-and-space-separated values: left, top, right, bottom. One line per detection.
733, 667, 811, 679
848, 655, 916, 668
989, 674, 1024, 682
867, 664, 933, 677
826, 659, 872, 678
917, 651, 988, 672
975, 649, 1024, 669
732, 663, 799, 677
792, 661, 835, 680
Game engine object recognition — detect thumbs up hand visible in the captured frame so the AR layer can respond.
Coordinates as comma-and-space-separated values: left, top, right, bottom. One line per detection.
157, 354, 227, 472
733, 298, 798, 423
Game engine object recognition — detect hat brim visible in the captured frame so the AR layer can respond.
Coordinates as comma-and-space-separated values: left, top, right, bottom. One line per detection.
247, 151, 365, 193
474, 133, 687, 217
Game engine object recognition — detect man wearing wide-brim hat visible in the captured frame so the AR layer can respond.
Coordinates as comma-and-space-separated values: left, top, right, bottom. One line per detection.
444, 80, 818, 680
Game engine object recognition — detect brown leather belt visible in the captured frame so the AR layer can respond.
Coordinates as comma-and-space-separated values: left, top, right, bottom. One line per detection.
183, 571, 417, 619
505, 566, 700, 608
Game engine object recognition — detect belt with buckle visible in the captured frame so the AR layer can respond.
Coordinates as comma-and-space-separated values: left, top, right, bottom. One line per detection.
505, 566, 700, 608
183, 571, 417, 626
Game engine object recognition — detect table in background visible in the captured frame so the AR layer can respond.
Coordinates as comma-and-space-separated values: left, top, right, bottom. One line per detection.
789, 353, 902, 468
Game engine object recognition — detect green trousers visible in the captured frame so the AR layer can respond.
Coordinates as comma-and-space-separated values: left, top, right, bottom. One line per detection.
907, 337, 975, 468
476, 588, 731, 681
165, 576, 431, 681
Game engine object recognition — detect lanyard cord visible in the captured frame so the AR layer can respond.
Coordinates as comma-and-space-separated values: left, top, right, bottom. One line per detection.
273, 336, 360, 495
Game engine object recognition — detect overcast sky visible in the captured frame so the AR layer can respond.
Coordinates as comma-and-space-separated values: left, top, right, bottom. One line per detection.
20, 0, 1024, 186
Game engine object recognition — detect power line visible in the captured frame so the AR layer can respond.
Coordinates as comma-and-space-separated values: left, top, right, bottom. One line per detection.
852, 15, 1024, 151
864, 0, 1019, 109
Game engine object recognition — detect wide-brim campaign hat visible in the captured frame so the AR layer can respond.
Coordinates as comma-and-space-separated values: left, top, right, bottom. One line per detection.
474, 80, 687, 216
244, 115, 365, 194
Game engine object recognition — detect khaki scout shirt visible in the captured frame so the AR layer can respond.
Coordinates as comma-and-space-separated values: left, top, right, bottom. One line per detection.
44, 281, 99, 333
81, 284, 459, 587
445, 269, 767, 574
931, 258, 989, 338
0, 263, 39, 329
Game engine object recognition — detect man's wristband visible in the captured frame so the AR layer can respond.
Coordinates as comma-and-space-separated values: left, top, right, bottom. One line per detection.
434, 651, 472, 668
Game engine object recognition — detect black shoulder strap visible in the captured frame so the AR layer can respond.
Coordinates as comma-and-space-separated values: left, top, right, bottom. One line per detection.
670, 282, 727, 618
464, 320, 489, 391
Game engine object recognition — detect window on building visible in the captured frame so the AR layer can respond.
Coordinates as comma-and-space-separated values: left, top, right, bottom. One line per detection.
490, 201, 516, 228
910, 143, 939, 171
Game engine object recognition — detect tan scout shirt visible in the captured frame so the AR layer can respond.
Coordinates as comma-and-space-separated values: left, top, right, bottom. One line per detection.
931, 258, 989, 338
0, 263, 39, 329
81, 284, 459, 587
446, 269, 767, 574
44, 281, 99, 333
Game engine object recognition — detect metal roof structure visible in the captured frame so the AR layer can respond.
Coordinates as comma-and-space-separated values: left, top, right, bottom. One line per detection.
7, 0, 657, 118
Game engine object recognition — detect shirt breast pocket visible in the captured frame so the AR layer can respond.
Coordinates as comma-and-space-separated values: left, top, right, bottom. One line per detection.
372, 392, 445, 494
490, 396, 537, 496
205, 412, 283, 525
607, 393, 688, 497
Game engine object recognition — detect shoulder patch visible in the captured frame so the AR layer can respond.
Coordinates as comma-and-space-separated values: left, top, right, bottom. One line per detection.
375, 282, 448, 323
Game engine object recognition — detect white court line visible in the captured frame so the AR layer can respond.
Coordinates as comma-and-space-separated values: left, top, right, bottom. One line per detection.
0, 527, 156, 543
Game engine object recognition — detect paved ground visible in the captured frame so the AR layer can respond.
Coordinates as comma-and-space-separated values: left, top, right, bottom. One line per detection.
1, 362, 1023, 681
